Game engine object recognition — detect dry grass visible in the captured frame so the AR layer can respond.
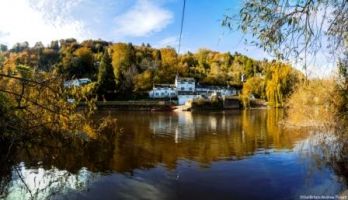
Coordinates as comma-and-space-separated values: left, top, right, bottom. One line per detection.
284, 78, 344, 127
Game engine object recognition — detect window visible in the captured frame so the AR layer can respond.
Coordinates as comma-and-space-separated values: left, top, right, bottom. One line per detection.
189, 88, 192, 91
155, 93, 158, 96
181, 87, 184, 91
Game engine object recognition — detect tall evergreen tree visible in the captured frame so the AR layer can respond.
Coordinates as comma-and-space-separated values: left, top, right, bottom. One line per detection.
97, 50, 116, 99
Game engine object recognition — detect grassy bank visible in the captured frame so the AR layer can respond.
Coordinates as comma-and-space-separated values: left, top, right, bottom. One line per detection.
283, 79, 347, 128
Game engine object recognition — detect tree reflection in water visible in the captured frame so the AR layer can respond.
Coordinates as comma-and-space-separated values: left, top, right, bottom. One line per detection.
5, 164, 96, 200
0, 109, 347, 199
295, 127, 348, 186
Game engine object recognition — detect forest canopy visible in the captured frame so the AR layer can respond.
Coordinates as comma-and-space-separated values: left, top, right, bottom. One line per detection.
0, 39, 302, 102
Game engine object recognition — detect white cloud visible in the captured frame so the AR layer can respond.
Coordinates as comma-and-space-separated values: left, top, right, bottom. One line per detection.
0, 0, 174, 47
0, 0, 87, 47
28, 0, 82, 23
113, 0, 173, 38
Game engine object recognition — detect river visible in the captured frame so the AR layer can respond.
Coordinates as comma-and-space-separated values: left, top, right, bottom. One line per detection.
0, 109, 347, 200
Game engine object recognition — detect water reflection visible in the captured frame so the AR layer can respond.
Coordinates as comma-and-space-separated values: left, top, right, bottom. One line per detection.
4, 164, 96, 200
1, 109, 347, 200
295, 130, 348, 186
114, 110, 307, 166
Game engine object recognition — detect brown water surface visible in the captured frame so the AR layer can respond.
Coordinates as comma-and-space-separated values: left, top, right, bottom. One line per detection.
0, 109, 346, 200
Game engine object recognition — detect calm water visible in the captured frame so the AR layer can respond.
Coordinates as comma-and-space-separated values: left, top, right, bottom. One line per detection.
1, 110, 347, 200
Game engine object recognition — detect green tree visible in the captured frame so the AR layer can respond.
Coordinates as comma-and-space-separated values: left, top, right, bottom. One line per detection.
50, 40, 59, 51
0, 54, 5, 66
74, 47, 95, 79
0, 44, 8, 52
97, 50, 116, 99
38, 48, 60, 71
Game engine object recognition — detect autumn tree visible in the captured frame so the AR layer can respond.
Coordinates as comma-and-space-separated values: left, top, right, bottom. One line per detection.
110, 43, 137, 96
265, 62, 302, 106
133, 70, 153, 92
154, 47, 178, 83
178, 52, 198, 77
242, 76, 265, 99
222, 0, 348, 109
195, 49, 210, 75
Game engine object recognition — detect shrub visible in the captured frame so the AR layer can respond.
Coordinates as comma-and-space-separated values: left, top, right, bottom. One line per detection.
285, 79, 344, 127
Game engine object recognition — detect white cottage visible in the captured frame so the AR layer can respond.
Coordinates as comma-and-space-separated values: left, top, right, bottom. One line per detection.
148, 75, 241, 105
175, 75, 195, 92
148, 84, 177, 98
64, 78, 91, 88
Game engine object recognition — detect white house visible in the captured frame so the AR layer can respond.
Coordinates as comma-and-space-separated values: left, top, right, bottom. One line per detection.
148, 75, 240, 105
148, 84, 177, 98
175, 75, 195, 92
64, 78, 91, 88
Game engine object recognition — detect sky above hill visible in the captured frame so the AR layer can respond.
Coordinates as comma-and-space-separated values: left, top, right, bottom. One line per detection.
0, 0, 268, 58
0, 0, 336, 76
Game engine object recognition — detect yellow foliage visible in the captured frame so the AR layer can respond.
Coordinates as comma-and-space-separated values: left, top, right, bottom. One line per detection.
265, 62, 302, 107
82, 123, 97, 139
0, 65, 114, 139
285, 79, 343, 127
242, 76, 265, 106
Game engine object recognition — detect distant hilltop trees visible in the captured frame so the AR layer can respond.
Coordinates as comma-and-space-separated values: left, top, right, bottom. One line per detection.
0, 38, 303, 103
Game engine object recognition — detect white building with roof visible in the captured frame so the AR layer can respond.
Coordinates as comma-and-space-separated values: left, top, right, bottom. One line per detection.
64, 78, 91, 88
148, 84, 177, 98
148, 75, 240, 105
175, 75, 195, 92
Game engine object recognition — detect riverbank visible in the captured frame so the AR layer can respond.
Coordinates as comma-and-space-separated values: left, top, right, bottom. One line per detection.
78, 98, 267, 111
79, 100, 176, 111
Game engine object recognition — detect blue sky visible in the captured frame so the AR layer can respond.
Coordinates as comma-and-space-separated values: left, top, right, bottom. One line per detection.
0, 0, 337, 76
0, 0, 269, 60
